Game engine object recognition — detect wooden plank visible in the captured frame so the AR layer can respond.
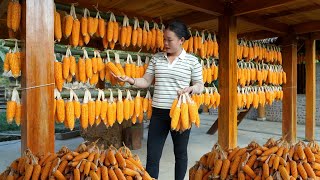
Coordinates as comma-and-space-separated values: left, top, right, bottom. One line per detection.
239, 16, 288, 34
309, 0, 320, 6
21, 0, 55, 155
281, 34, 297, 144
172, 11, 216, 26
207, 108, 252, 135
233, 0, 298, 16
0, 0, 8, 18
218, 13, 237, 149
261, 5, 320, 19
164, 0, 224, 16
238, 30, 279, 40
305, 38, 316, 141
294, 20, 320, 34
311, 32, 320, 40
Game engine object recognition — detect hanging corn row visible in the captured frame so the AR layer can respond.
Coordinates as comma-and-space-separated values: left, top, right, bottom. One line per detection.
190, 138, 320, 180
237, 40, 282, 64
183, 31, 219, 59
54, 48, 151, 91
54, 88, 152, 130
2, 40, 22, 78
54, 3, 222, 57
6, 0, 21, 36
0, 141, 154, 180
201, 59, 219, 84
237, 61, 287, 87
237, 85, 283, 110
6, 88, 21, 126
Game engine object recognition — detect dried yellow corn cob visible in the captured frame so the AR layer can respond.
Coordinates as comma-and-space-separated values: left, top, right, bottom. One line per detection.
117, 89, 124, 124
124, 90, 130, 121
11, 0, 21, 32
134, 91, 142, 117
65, 90, 75, 130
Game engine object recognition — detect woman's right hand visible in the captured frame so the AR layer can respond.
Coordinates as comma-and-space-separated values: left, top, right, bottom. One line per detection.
111, 72, 135, 85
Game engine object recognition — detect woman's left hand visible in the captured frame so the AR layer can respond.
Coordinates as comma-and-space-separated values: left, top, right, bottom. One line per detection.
178, 86, 193, 95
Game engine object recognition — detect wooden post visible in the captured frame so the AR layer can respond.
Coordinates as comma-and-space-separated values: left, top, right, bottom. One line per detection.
305, 38, 316, 141
281, 35, 297, 143
21, 0, 55, 154
218, 13, 237, 149
257, 104, 266, 121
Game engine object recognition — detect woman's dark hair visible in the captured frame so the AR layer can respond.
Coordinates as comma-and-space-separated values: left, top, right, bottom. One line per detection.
165, 20, 191, 40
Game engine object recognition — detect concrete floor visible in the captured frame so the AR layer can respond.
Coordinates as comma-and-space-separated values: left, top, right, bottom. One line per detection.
0, 113, 319, 179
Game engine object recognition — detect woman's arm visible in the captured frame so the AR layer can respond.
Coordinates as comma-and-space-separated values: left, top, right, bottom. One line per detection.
117, 73, 154, 89
190, 81, 204, 94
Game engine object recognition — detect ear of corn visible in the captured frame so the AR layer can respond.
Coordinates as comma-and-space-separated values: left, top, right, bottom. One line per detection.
6, 100, 16, 124
112, 19, 119, 43
116, 89, 124, 124
88, 97, 95, 127
7, 1, 13, 29
107, 18, 114, 42
64, 14, 73, 38
11, 0, 21, 32
65, 98, 75, 131
81, 94, 89, 130
54, 9, 62, 42
78, 58, 86, 83
72, 19, 80, 47
56, 97, 65, 123
62, 55, 71, 79
134, 91, 141, 118
98, 16, 105, 38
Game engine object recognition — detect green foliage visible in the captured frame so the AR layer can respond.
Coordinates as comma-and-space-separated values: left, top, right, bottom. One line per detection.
0, 112, 20, 132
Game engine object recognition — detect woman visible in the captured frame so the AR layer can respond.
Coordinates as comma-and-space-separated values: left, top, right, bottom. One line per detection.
115, 20, 204, 180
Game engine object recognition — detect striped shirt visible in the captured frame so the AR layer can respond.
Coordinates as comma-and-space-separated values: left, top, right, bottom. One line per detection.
146, 49, 203, 109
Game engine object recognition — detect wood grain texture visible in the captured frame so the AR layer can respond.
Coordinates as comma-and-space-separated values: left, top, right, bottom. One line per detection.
281, 35, 297, 144
305, 38, 316, 141
21, 0, 55, 155
233, 0, 298, 16
218, 14, 238, 150
293, 20, 320, 34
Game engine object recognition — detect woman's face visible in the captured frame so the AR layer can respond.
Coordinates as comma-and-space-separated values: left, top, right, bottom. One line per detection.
164, 29, 184, 54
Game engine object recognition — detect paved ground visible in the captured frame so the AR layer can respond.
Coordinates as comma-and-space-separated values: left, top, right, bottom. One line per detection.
0, 113, 319, 179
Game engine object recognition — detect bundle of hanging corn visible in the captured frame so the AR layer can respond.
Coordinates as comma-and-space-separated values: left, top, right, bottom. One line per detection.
3, 40, 23, 78
190, 138, 320, 180
53, 88, 152, 130
0, 141, 154, 179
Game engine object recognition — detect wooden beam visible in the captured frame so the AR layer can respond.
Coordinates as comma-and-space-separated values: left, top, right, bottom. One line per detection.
293, 21, 320, 34
281, 34, 297, 144
0, 0, 8, 18
262, 5, 320, 19
218, 13, 237, 149
309, 0, 320, 6
238, 30, 279, 40
164, 0, 224, 16
239, 16, 288, 34
305, 38, 316, 141
233, 0, 297, 16
172, 11, 216, 26
311, 32, 320, 40
21, 0, 55, 155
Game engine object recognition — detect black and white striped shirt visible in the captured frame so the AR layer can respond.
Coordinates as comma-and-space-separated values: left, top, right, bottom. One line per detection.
146, 49, 203, 109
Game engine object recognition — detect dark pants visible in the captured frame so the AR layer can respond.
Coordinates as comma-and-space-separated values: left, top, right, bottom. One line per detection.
146, 107, 191, 180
